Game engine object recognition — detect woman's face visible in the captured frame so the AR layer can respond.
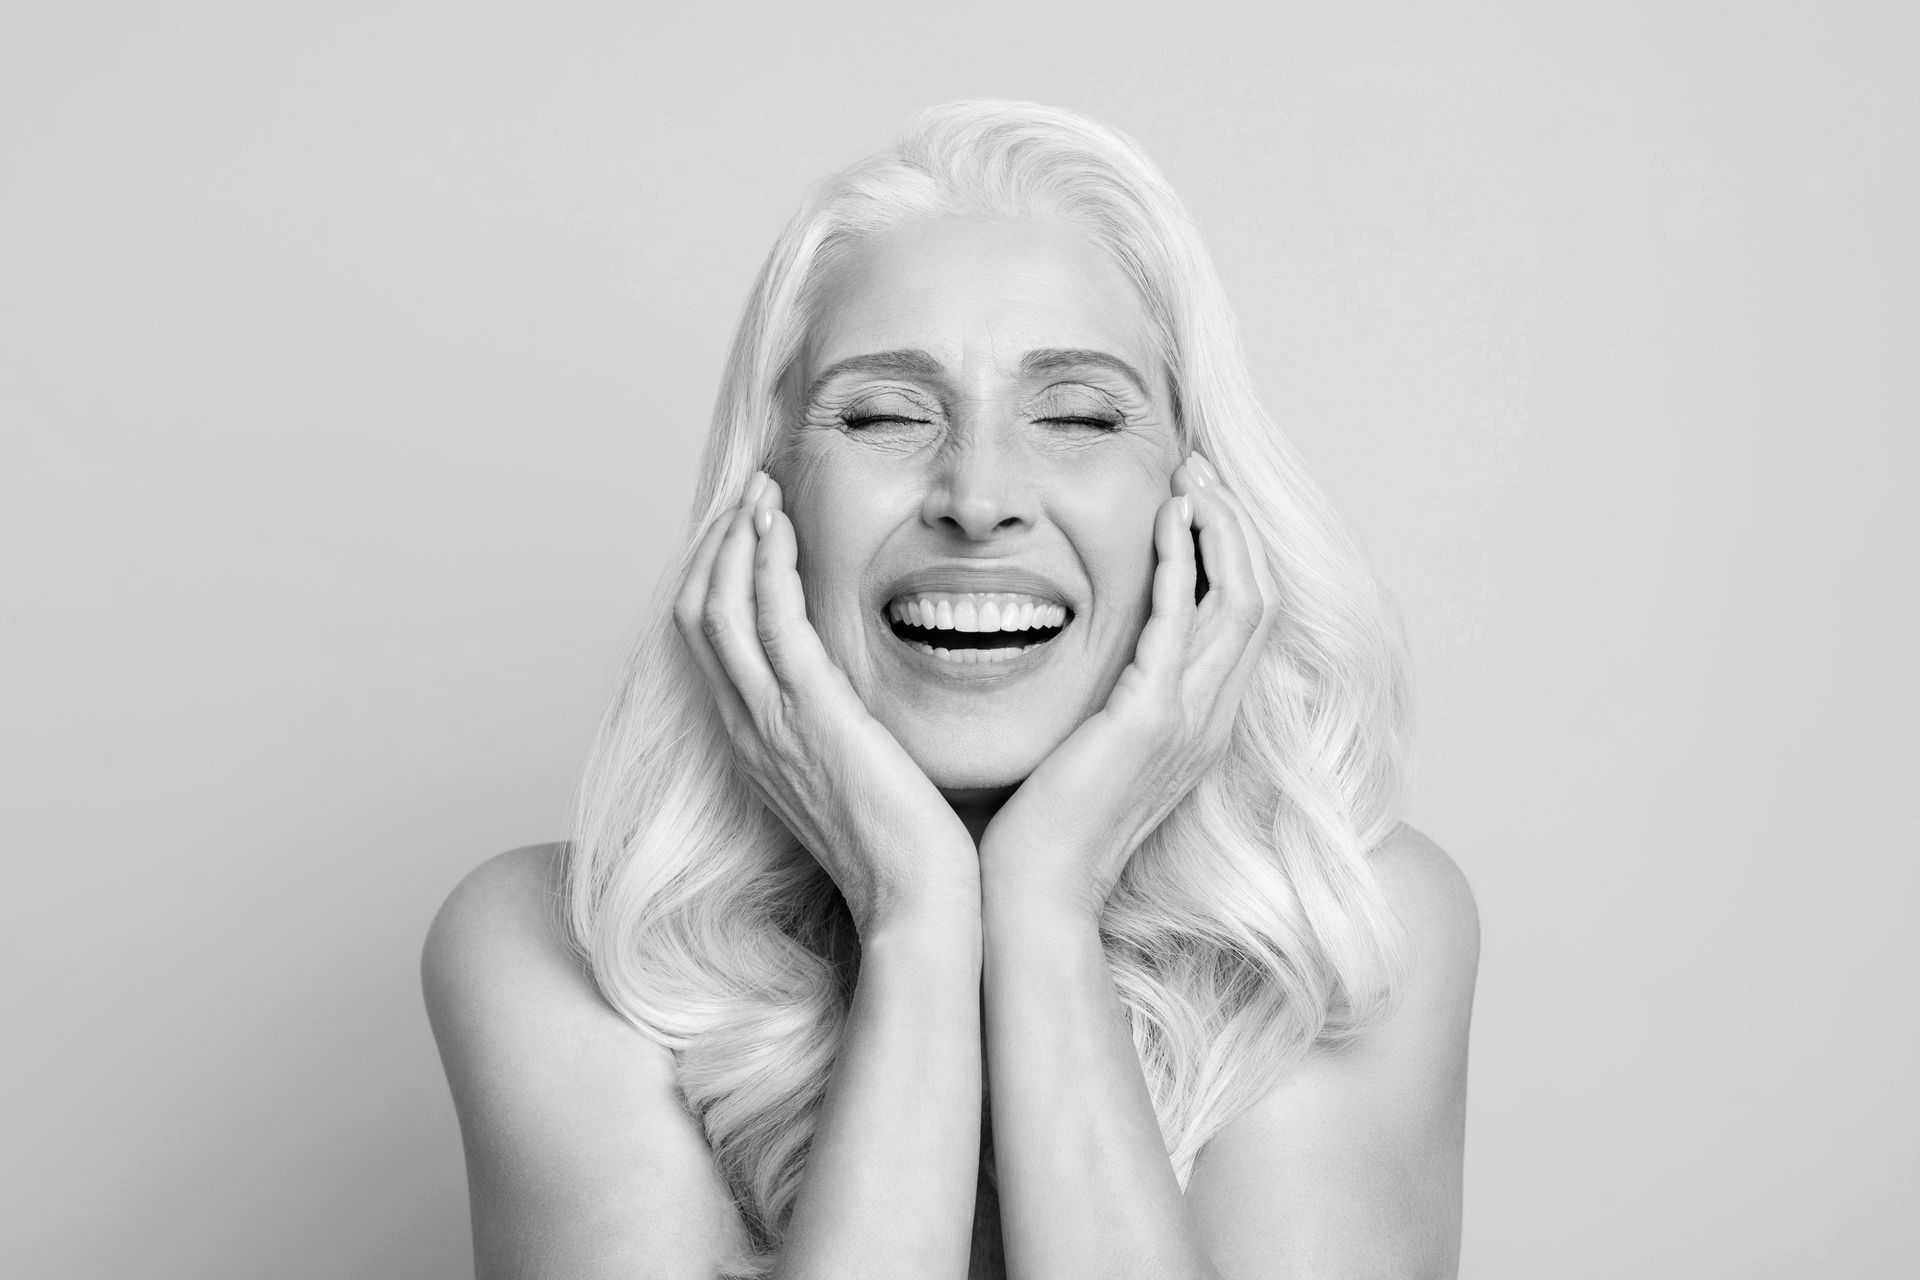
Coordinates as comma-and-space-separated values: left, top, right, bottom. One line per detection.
774, 216, 1181, 794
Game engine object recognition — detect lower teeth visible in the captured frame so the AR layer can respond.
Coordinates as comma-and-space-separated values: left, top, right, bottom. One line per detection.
907, 640, 1035, 664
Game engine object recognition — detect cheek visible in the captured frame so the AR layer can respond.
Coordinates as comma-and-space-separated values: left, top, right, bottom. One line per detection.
789, 507, 861, 613
780, 470, 898, 648
778, 437, 898, 540
1084, 497, 1165, 616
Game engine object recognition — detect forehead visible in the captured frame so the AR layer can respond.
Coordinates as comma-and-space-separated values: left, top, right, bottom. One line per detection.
803, 217, 1159, 379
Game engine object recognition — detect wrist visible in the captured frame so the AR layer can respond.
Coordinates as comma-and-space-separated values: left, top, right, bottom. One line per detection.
980, 887, 1108, 997
979, 837, 1111, 926
859, 907, 983, 976
856, 870, 982, 957
980, 870, 1106, 935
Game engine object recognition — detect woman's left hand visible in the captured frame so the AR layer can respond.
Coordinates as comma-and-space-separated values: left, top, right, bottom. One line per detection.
977, 452, 1278, 915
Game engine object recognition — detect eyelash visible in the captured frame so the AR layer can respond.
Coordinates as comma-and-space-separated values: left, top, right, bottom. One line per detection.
839, 414, 1121, 433
841, 414, 930, 430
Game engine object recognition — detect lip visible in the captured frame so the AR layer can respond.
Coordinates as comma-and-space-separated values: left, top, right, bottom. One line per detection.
881, 618, 1062, 682
872, 563, 1076, 683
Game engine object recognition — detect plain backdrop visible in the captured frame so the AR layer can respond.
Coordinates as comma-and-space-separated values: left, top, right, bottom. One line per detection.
4, 2, 1914, 1277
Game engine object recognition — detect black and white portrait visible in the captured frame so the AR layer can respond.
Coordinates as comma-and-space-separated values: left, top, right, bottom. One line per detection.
5, 4, 1912, 1278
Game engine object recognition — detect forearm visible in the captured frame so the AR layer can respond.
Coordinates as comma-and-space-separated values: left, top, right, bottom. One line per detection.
773, 909, 984, 1280
982, 889, 1222, 1280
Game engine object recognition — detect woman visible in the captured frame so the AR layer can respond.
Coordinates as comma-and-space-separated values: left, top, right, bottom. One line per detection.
424, 101, 1479, 1280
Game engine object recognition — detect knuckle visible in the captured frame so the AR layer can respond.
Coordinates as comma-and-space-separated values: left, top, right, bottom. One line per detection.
746, 700, 781, 746
756, 611, 782, 653
700, 610, 731, 646
774, 680, 809, 723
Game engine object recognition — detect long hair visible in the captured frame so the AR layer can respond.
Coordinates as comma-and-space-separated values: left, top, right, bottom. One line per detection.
566, 100, 1412, 1271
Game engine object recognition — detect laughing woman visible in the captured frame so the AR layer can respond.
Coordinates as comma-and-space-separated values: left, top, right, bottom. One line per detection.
424, 101, 1479, 1280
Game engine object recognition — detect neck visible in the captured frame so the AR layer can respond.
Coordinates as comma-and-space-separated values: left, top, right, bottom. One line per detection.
940, 784, 1019, 849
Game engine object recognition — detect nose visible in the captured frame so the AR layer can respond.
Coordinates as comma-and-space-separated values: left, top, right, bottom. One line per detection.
920, 427, 1035, 541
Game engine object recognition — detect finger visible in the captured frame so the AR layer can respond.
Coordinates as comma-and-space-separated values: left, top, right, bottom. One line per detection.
681, 469, 767, 622
1129, 491, 1198, 683
1194, 479, 1280, 715
703, 485, 779, 708
677, 508, 732, 619
1169, 453, 1215, 601
1197, 475, 1279, 616
751, 478, 843, 694
674, 512, 754, 733
1185, 479, 1268, 692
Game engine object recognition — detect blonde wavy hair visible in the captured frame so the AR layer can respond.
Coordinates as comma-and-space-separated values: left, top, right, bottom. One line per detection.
566, 100, 1413, 1271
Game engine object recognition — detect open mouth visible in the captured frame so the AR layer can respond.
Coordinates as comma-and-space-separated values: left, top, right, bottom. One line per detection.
884, 592, 1071, 665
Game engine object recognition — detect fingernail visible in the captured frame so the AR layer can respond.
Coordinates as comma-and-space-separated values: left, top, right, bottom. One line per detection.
754, 505, 773, 536
746, 471, 769, 503
1177, 495, 1192, 526
1185, 452, 1209, 489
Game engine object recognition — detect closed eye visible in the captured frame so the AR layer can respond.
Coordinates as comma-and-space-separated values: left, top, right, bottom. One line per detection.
843, 414, 933, 429
1039, 416, 1122, 432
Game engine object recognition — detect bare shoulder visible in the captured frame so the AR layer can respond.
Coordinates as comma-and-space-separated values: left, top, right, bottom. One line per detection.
423, 844, 568, 971
422, 845, 748, 1277
422, 843, 627, 1078
422, 843, 580, 1027
1369, 822, 1481, 993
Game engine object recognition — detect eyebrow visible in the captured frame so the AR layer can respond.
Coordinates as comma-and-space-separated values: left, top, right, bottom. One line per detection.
1019, 347, 1151, 398
803, 349, 945, 406
803, 346, 1153, 404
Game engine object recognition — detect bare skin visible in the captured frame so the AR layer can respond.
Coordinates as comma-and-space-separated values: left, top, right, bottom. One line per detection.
423, 217, 1480, 1280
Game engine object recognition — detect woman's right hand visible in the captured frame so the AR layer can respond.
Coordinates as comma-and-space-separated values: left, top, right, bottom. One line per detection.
675, 471, 979, 938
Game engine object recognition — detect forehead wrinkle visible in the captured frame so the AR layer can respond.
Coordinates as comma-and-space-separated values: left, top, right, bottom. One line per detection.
803, 348, 946, 405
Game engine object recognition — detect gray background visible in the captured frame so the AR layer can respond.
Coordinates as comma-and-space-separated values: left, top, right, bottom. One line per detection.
4, 2, 1914, 1277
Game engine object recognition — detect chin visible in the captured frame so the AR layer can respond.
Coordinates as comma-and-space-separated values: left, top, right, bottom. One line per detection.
924, 761, 1030, 796
894, 723, 1049, 795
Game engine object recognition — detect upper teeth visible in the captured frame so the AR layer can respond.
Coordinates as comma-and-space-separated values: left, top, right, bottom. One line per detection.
887, 593, 1068, 632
